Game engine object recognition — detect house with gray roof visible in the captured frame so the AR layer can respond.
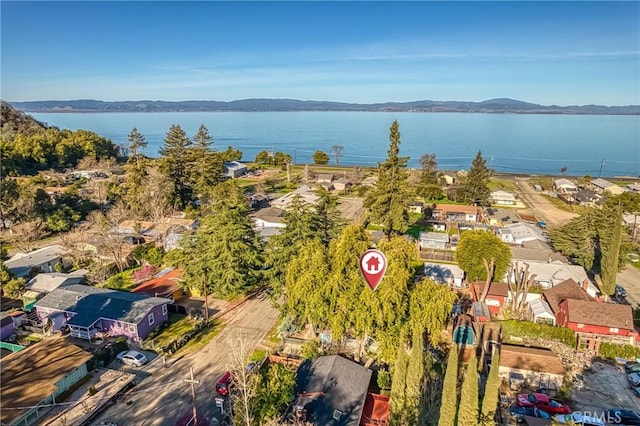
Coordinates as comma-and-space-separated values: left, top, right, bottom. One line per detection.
294, 355, 372, 426
590, 178, 624, 195
223, 161, 248, 178
424, 262, 464, 287
271, 185, 319, 210
418, 232, 450, 250
4, 245, 68, 279
34, 284, 168, 342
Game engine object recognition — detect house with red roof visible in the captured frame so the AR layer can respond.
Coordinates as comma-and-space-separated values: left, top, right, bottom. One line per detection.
471, 282, 510, 316
132, 268, 185, 302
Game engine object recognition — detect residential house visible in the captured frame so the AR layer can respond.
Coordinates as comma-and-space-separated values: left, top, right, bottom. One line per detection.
543, 278, 593, 315
497, 222, 547, 245
499, 344, 564, 392
271, 185, 319, 210
0, 337, 92, 426
527, 298, 556, 325
432, 204, 479, 222
408, 201, 424, 214
332, 177, 352, 192
293, 355, 372, 426
510, 239, 566, 263
485, 207, 520, 226
423, 262, 464, 287
441, 174, 457, 185
590, 178, 625, 195
251, 206, 287, 239
573, 189, 601, 207
626, 183, 640, 194
34, 284, 168, 342
490, 190, 516, 206
553, 178, 578, 193
4, 245, 68, 279
518, 260, 595, 296
557, 299, 635, 349
418, 232, 449, 250
132, 268, 185, 301
471, 282, 510, 315
23, 269, 87, 310
223, 161, 248, 178
1, 312, 15, 341
114, 220, 155, 236
316, 173, 335, 186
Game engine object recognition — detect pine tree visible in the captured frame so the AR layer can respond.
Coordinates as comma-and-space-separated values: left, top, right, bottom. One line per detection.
418, 153, 443, 199
389, 342, 409, 425
127, 127, 147, 161
438, 346, 459, 426
190, 124, 224, 203
480, 350, 500, 425
178, 183, 263, 298
462, 151, 491, 205
365, 120, 413, 238
122, 128, 149, 217
457, 355, 479, 426
159, 124, 193, 209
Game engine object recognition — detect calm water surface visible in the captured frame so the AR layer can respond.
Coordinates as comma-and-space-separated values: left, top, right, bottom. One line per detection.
32, 112, 640, 177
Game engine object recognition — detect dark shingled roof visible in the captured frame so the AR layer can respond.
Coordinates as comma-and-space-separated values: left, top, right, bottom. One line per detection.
543, 278, 593, 314
35, 284, 167, 327
295, 355, 372, 426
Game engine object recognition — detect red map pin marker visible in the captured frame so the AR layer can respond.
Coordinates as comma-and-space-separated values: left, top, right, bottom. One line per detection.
360, 249, 387, 291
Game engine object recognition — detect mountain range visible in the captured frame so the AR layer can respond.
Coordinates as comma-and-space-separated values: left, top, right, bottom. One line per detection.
8, 98, 640, 114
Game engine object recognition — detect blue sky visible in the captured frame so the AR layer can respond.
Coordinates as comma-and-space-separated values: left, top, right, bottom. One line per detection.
1, 1, 639, 105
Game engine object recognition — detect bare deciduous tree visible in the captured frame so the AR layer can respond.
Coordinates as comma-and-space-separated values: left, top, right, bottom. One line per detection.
227, 335, 257, 426
478, 258, 495, 303
86, 207, 130, 272
59, 227, 92, 269
331, 145, 344, 166
507, 262, 537, 315
8, 221, 47, 253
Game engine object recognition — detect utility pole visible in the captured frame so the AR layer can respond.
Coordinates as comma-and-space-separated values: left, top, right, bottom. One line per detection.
185, 368, 200, 425
202, 276, 209, 323
598, 158, 605, 178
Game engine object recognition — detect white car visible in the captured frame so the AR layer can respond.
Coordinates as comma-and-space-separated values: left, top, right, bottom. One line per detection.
629, 372, 640, 386
116, 350, 148, 367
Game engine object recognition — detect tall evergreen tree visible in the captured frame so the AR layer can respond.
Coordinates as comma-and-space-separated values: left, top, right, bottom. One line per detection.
418, 153, 443, 199
438, 346, 459, 426
404, 329, 425, 425
462, 151, 491, 205
190, 124, 224, 203
122, 128, 149, 217
480, 350, 500, 425
127, 127, 147, 161
177, 183, 262, 298
365, 120, 413, 238
599, 202, 623, 296
159, 124, 193, 209
409, 279, 457, 345
457, 355, 480, 426
389, 342, 409, 426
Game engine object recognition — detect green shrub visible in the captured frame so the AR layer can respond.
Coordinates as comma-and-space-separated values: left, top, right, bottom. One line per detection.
599, 343, 640, 360
499, 320, 576, 347
300, 341, 320, 359
377, 369, 392, 390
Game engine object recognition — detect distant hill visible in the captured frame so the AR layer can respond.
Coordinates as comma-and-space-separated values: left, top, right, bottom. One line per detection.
1, 100, 48, 134
7, 98, 640, 114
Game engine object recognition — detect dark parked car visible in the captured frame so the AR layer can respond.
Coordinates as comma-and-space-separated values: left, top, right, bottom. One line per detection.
509, 405, 552, 422
605, 408, 640, 425
625, 362, 640, 374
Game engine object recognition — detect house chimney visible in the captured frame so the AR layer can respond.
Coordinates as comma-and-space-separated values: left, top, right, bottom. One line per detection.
581, 280, 589, 292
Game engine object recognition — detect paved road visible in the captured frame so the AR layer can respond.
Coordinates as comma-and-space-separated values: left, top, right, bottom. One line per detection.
90, 295, 279, 426
616, 265, 640, 309
514, 178, 578, 228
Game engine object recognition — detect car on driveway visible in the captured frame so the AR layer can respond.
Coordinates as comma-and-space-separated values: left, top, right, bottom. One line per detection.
116, 350, 148, 367
616, 285, 628, 298
629, 372, 640, 386
625, 362, 640, 373
508, 405, 552, 423
516, 392, 571, 414
604, 408, 640, 425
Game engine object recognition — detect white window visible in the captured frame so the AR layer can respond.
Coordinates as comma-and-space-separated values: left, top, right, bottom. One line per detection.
610, 327, 619, 333
148, 313, 155, 326
128, 323, 136, 333
333, 410, 342, 421
577, 323, 585, 328
162, 304, 168, 316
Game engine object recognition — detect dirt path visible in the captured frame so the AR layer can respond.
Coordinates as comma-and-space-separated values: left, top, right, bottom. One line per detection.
514, 177, 578, 228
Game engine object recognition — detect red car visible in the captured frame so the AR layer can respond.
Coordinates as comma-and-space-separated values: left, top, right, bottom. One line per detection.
516, 392, 571, 415
215, 372, 232, 396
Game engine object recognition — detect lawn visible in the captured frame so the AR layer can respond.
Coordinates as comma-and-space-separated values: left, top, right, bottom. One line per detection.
171, 318, 224, 357
100, 266, 143, 291
406, 224, 433, 239
148, 313, 201, 349
487, 178, 518, 192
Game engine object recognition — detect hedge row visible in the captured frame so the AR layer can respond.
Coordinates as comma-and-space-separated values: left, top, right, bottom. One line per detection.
499, 320, 577, 347
598, 342, 640, 361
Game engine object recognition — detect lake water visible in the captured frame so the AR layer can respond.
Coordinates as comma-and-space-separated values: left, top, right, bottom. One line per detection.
32, 112, 640, 177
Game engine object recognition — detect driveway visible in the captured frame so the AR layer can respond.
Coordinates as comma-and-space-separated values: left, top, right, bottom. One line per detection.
617, 265, 640, 309
514, 178, 578, 228
89, 294, 279, 426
